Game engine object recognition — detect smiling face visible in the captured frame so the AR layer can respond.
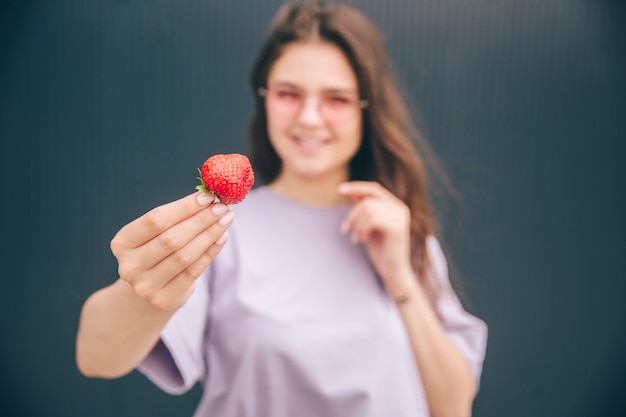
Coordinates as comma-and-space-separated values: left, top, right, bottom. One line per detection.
264, 41, 363, 187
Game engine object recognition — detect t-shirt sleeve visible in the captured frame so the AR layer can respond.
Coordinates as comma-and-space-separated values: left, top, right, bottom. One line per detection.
426, 236, 488, 388
137, 268, 211, 395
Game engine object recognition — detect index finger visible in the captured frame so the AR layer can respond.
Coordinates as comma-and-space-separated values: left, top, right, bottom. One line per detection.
337, 181, 393, 203
116, 191, 215, 249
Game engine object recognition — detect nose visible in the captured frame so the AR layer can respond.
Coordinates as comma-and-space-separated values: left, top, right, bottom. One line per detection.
296, 96, 325, 126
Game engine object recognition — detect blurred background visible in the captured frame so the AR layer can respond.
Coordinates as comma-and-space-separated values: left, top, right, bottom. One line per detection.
1, 0, 624, 416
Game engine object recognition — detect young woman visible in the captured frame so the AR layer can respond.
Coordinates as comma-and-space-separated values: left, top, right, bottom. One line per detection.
76, 2, 487, 416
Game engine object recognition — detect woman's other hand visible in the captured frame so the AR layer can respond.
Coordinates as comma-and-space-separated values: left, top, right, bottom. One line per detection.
338, 181, 416, 298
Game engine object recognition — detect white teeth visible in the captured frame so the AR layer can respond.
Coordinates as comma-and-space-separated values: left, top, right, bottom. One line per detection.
296, 136, 325, 147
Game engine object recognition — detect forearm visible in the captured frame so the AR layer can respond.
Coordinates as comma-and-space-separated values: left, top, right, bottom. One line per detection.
75, 279, 175, 379
393, 273, 475, 417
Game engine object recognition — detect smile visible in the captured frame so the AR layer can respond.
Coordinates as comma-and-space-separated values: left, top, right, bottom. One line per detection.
294, 135, 329, 150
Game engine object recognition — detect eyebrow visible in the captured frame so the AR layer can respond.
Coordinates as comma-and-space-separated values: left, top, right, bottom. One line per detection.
268, 81, 359, 95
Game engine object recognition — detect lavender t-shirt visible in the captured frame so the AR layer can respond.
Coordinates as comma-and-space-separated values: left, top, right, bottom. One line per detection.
138, 186, 487, 416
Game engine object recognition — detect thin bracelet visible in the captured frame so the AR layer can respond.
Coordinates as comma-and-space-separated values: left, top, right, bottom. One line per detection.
394, 294, 410, 305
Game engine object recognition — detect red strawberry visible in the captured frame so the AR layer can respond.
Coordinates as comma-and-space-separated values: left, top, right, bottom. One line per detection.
196, 153, 254, 205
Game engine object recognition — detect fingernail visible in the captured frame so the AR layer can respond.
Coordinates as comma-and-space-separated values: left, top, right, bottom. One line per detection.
211, 203, 228, 215
218, 211, 235, 226
197, 192, 214, 206
340, 221, 348, 234
215, 232, 229, 246
337, 183, 349, 193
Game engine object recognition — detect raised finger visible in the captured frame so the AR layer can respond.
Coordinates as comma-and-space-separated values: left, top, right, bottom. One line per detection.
337, 181, 393, 203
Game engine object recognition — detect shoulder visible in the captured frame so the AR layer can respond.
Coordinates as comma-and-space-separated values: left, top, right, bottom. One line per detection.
425, 235, 453, 291
426, 235, 448, 274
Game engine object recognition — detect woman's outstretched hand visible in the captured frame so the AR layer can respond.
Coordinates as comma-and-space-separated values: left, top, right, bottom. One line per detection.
111, 191, 234, 312
338, 181, 416, 298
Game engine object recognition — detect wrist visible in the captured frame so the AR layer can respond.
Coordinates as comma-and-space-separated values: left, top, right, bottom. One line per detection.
385, 266, 420, 303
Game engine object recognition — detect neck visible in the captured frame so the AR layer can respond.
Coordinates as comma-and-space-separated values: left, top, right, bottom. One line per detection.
269, 171, 351, 206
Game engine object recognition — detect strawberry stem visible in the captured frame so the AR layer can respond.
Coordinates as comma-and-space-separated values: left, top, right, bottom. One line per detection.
196, 169, 219, 201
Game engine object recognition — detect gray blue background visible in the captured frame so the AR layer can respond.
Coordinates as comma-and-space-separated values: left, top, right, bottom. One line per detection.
1, 0, 624, 416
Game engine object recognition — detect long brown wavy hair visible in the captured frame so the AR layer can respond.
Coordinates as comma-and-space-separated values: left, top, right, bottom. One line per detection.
248, 0, 456, 300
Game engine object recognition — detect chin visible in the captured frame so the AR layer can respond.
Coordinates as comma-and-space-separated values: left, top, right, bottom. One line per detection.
291, 163, 349, 182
